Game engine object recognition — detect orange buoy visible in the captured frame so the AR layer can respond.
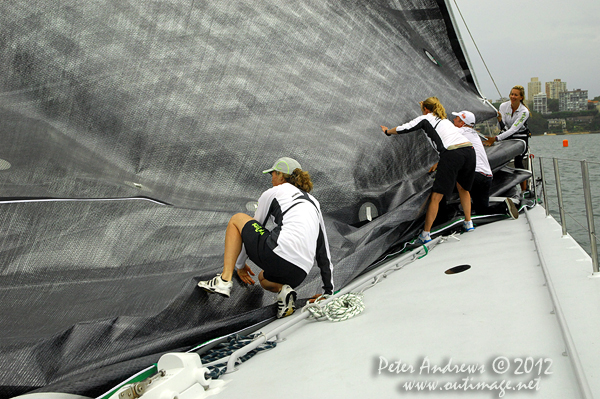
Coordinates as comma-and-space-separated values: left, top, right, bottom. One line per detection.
563, 139, 568, 147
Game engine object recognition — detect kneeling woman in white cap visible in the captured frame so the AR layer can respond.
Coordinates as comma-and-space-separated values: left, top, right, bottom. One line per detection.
198, 157, 334, 318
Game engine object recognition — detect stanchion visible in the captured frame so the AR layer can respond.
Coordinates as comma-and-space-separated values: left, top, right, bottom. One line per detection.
539, 157, 549, 217
553, 158, 567, 236
580, 160, 599, 274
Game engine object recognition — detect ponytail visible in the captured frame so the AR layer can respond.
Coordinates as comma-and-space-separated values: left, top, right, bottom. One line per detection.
421, 97, 447, 119
284, 168, 313, 193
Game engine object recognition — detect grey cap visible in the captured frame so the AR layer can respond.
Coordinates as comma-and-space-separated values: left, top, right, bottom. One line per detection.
262, 157, 302, 175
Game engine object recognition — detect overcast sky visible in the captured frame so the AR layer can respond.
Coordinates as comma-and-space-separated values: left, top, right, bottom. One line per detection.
447, 0, 600, 101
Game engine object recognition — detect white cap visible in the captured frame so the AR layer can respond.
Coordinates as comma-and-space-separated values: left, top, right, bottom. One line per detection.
452, 111, 476, 126
262, 157, 302, 175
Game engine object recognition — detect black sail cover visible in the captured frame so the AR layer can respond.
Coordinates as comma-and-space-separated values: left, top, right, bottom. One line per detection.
0, 0, 497, 397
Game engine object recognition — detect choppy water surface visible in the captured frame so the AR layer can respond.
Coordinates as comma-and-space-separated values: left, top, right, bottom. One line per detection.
530, 133, 600, 257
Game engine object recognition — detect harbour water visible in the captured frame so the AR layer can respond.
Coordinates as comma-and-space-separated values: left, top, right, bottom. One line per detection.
530, 133, 600, 258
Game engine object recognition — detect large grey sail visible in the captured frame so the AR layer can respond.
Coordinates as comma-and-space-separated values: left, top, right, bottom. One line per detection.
0, 0, 498, 396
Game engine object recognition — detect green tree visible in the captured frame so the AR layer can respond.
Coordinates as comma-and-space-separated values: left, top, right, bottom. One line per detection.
548, 124, 564, 134
589, 113, 600, 132
528, 111, 548, 135
548, 110, 596, 119
590, 96, 600, 110
547, 98, 559, 113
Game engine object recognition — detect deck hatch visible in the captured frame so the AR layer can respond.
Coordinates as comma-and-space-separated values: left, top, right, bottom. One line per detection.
445, 264, 471, 274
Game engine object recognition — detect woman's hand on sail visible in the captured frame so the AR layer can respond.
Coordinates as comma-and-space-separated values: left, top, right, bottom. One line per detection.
237, 264, 255, 285
483, 137, 496, 147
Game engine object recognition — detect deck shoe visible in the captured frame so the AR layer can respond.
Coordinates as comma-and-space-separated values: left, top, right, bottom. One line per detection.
197, 274, 232, 298
505, 198, 519, 220
418, 231, 432, 244
277, 284, 297, 318
463, 220, 475, 232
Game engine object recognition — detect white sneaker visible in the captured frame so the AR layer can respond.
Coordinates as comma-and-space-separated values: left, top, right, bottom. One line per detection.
463, 220, 474, 232
418, 231, 432, 244
197, 274, 232, 298
276, 284, 297, 319
504, 198, 519, 220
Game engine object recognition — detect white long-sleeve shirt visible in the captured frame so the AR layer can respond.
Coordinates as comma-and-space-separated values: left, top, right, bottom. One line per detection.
236, 183, 334, 294
393, 114, 470, 154
496, 101, 530, 141
458, 126, 492, 176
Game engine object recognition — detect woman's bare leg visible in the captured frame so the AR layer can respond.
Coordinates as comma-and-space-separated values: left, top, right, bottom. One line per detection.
457, 183, 471, 222
424, 192, 444, 232
258, 271, 283, 293
221, 213, 254, 281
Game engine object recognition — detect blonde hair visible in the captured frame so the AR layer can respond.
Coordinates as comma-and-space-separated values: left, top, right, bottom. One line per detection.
421, 97, 447, 119
512, 85, 525, 104
283, 168, 313, 193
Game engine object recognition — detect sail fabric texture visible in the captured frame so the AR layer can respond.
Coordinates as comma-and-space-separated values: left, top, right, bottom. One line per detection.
0, 0, 499, 397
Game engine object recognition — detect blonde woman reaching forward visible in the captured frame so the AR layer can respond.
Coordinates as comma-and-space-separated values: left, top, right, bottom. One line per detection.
381, 97, 476, 243
198, 157, 334, 318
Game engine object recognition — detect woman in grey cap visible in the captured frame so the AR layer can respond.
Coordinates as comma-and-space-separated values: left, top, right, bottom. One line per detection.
198, 157, 334, 318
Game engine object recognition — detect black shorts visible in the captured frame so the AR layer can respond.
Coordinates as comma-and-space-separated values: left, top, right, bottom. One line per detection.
471, 172, 493, 214
432, 146, 476, 197
241, 220, 307, 288
508, 135, 529, 169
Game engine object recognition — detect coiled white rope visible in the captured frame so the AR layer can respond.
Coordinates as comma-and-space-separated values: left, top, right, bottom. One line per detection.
302, 231, 442, 322
303, 293, 365, 322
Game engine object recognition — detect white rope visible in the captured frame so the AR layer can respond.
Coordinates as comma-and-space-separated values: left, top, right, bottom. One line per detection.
441, 231, 461, 243
302, 232, 441, 322
303, 293, 365, 322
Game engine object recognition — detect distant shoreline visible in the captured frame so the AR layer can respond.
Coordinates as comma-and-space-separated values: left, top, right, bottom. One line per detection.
534, 131, 600, 136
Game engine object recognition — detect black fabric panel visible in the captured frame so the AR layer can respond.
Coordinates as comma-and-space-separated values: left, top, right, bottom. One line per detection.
486, 140, 527, 172
490, 168, 532, 198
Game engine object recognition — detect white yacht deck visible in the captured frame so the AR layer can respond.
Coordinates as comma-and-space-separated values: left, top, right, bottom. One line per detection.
212, 205, 600, 398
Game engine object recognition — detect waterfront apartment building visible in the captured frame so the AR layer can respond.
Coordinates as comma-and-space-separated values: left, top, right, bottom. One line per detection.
546, 79, 567, 99
533, 92, 548, 114
559, 89, 588, 112
548, 118, 567, 132
527, 78, 541, 103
